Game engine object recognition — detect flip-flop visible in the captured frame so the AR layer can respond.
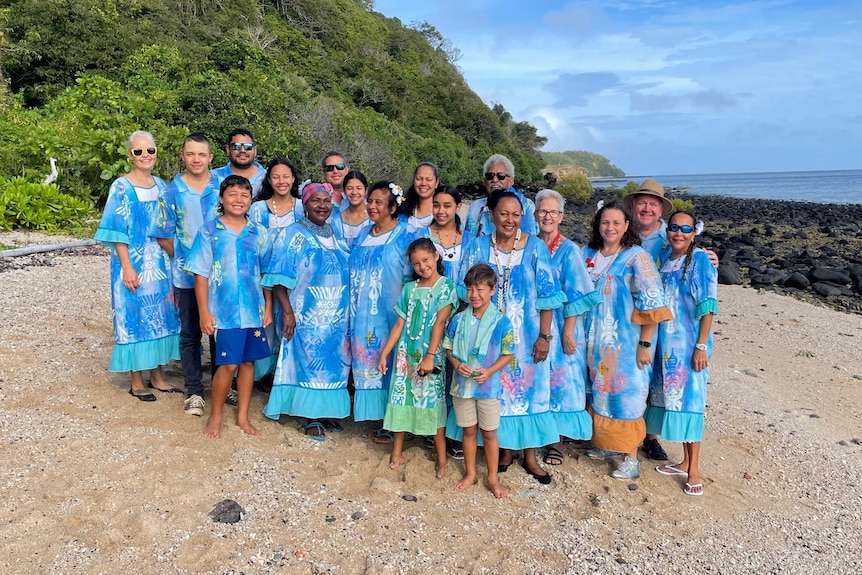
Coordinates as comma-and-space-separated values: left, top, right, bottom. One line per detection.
543, 446, 564, 466
320, 419, 344, 433
656, 464, 688, 476
370, 428, 394, 444
303, 421, 326, 441
147, 381, 183, 394
128, 388, 156, 402
684, 482, 704, 496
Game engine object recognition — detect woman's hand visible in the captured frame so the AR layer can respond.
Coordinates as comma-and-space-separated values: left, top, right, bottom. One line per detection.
563, 333, 576, 355
377, 357, 388, 375
692, 349, 709, 371
282, 309, 296, 341
121, 266, 140, 293
532, 337, 550, 363
636, 345, 652, 369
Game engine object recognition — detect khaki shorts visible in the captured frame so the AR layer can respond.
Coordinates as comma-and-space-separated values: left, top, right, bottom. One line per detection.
452, 396, 501, 431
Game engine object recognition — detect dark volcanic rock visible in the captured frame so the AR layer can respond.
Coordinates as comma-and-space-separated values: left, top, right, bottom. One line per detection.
812, 282, 842, 297
209, 499, 244, 524
808, 268, 851, 285
718, 261, 742, 285
783, 272, 810, 289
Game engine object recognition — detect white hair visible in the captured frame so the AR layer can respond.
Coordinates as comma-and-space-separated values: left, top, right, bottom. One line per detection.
126, 130, 156, 153
483, 154, 515, 179
535, 188, 565, 212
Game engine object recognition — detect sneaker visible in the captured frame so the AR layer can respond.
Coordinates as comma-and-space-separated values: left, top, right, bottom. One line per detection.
585, 447, 617, 460
183, 394, 206, 416
225, 388, 238, 407
642, 438, 668, 461
610, 456, 641, 480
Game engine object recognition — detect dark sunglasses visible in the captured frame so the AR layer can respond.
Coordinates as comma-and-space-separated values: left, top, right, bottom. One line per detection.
668, 224, 694, 233
132, 147, 156, 157
229, 142, 255, 151
484, 172, 509, 181
323, 163, 346, 172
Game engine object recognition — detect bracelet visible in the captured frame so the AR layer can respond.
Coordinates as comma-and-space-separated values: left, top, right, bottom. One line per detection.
426, 350, 437, 356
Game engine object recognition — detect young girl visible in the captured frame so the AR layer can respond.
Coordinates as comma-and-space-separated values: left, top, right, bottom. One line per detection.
337, 170, 370, 248
649, 211, 718, 496
377, 238, 458, 476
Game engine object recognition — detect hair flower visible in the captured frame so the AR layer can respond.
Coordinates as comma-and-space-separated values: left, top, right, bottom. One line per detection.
585, 257, 595, 269
595, 199, 604, 213
297, 179, 313, 196
695, 220, 705, 236
389, 183, 405, 206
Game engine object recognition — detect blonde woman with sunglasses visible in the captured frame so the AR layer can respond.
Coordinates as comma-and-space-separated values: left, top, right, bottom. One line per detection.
94, 130, 181, 402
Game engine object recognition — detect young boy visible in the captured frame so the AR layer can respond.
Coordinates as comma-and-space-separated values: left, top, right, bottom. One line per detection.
185, 175, 272, 438
443, 263, 514, 498
150, 133, 223, 416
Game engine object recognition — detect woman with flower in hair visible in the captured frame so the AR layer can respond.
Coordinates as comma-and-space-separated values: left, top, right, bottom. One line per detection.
349, 180, 418, 443
649, 211, 718, 496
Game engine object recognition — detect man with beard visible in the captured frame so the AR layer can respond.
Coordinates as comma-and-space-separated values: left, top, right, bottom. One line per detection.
212, 128, 267, 195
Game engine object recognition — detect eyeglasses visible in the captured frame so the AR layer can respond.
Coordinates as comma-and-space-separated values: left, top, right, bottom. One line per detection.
229, 142, 255, 151
484, 172, 509, 181
132, 147, 156, 157
323, 163, 346, 172
537, 209, 562, 218
668, 224, 694, 233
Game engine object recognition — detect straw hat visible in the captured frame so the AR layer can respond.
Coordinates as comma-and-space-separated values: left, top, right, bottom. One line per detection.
623, 179, 674, 216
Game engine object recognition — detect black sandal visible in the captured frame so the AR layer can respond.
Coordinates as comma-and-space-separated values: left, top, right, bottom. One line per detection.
543, 446, 564, 466
129, 388, 156, 402
642, 438, 668, 461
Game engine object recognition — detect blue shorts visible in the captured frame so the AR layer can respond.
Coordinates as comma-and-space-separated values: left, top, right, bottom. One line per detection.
214, 327, 270, 366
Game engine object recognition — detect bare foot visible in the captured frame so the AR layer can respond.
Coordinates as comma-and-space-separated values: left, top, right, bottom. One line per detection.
389, 454, 405, 469
488, 480, 509, 498
237, 420, 260, 436
150, 379, 173, 391
203, 417, 222, 439
454, 474, 477, 490
435, 463, 446, 479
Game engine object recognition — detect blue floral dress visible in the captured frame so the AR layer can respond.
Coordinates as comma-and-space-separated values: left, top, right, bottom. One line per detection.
547, 238, 601, 440
583, 245, 671, 453
646, 247, 718, 442
450, 234, 565, 449
95, 176, 180, 372
262, 222, 352, 420
463, 188, 538, 238
348, 222, 416, 421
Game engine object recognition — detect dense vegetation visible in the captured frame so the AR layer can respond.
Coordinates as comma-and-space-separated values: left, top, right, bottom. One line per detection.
541, 150, 625, 178
0, 0, 550, 227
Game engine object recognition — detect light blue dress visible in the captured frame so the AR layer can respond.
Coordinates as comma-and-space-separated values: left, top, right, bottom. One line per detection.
149, 173, 221, 289
247, 198, 304, 379
332, 212, 370, 251
262, 222, 352, 420
211, 163, 267, 195
95, 176, 180, 372
450, 234, 565, 449
646, 248, 718, 442
547, 239, 602, 441
348, 221, 416, 421
184, 218, 271, 329
463, 188, 538, 238
583, 245, 671, 451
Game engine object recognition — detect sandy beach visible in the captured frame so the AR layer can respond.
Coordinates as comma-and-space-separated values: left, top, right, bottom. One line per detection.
1, 231, 861, 574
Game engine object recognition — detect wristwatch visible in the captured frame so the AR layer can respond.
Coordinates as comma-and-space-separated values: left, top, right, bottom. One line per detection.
539, 333, 553, 341
695, 343, 707, 351
638, 340, 651, 348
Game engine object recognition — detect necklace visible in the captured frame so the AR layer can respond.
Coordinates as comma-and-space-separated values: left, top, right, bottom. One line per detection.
300, 218, 333, 238
546, 231, 564, 256
589, 246, 622, 284
432, 225, 462, 259
405, 280, 436, 341
270, 197, 293, 217
490, 229, 522, 313
371, 219, 397, 236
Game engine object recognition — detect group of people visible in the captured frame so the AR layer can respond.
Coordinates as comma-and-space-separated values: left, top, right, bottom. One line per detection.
95, 129, 718, 499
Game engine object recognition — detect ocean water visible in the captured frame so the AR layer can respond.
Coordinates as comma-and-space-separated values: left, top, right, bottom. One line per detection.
592, 169, 862, 205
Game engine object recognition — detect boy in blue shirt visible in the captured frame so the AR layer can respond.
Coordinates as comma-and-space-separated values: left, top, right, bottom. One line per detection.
150, 133, 223, 416
186, 175, 273, 438
444, 263, 514, 498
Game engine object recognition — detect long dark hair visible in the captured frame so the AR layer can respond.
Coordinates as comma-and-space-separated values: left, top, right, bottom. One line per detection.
255, 156, 300, 202
432, 185, 462, 233
587, 200, 641, 249
398, 162, 439, 217
407, 237, 445, 280
668, 210, 698, 281
343, 170, 368, 194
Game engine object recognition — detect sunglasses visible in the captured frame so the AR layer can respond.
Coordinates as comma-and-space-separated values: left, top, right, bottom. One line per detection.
484, 172, 509, 181
323, 163, 346, 172
229, 142, 255, 151
132, 147, 156, 157
668, 224, 694, 233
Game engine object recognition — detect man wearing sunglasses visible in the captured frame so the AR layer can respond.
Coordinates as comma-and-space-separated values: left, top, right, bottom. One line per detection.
212, 128, 266, 195
464, 154, 538, 237
320, 151, 350, 211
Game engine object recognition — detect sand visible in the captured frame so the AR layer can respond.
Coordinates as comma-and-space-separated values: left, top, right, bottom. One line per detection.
1, 231, 861, 574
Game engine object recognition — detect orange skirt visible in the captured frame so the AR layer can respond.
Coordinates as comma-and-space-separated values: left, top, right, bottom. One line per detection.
589, 409, 645, 453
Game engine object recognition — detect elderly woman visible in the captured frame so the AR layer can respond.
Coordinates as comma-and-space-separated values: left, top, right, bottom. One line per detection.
349, 180, 416, 443
534, 189, 601, 466
398, 162, 439, 231
455, 190, 565, 484
94, 130, 180, 401
261, 183, 351, 440
583, 200, 671, 481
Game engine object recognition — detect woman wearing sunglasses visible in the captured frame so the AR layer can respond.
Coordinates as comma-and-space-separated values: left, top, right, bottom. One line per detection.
94, 130, 181, 402
649, 211, 718, 497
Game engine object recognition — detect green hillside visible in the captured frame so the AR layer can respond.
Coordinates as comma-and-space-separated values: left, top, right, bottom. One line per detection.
541, 150, 625, 178
0, 0, 547, 204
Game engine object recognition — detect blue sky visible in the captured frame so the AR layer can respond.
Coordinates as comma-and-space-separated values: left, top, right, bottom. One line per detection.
373, 0, 862, 176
